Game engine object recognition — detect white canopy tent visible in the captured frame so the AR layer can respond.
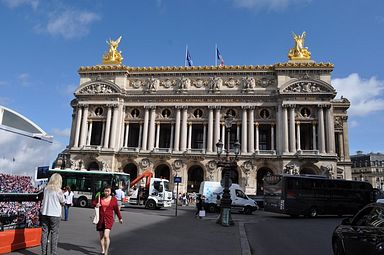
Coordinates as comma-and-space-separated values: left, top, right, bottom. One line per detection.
0, 105, 52, 143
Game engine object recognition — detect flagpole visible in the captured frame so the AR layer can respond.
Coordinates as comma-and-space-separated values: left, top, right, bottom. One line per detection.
215, 44, 217, 67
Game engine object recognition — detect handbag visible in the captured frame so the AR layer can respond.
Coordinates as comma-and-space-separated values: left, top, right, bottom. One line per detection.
92, 197, 100, 224
198, 210, 206, 217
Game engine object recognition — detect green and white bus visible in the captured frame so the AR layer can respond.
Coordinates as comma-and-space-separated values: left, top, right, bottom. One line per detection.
47, 169, 130, 207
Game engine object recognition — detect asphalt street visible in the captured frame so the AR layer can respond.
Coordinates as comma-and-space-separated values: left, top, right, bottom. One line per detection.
8, 206, 343, 255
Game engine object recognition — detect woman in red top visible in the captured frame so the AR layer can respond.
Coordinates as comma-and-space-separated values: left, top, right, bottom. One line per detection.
95, 185, 123, 255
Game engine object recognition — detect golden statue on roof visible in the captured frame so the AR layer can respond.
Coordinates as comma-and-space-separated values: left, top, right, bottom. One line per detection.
288, 32, 311, 60
103, 36, 123, 65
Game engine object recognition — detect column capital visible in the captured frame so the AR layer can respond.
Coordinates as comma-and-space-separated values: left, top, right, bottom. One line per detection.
106, 103, 118, 108
78, 103, 89, 108
144, 105, 156, 109
209, 105, 221, 110
241, 105, 252, 110
317, 104, 330, 108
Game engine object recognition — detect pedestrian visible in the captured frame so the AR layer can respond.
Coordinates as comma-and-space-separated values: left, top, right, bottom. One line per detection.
114, 185, 125, 211
40, 173, 64, 255
195, 194, 203, 218
63, 186, 74, 221
95, 185, 123, 255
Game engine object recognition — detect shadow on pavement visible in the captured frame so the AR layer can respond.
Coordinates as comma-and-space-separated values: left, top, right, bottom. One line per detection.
58, 242, 99, 255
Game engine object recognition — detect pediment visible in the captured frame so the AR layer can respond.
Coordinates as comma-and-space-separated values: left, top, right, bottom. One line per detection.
76, 80, 121, 95
281, 79, 335, 94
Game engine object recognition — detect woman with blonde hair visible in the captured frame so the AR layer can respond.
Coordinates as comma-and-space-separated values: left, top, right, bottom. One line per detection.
40, 173, 64, 255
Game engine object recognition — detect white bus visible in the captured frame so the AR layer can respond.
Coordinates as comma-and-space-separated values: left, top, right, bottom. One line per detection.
46, 169, 130, 207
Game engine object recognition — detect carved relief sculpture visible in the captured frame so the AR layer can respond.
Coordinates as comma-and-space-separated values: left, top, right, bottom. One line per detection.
78, 83, 117, 94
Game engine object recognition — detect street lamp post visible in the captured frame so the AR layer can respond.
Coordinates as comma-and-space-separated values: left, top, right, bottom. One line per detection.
216, 113, 240, 227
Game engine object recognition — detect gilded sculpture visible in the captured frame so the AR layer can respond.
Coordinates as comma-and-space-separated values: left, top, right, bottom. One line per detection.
103, 36, 123, 65
288, 32, 311, 60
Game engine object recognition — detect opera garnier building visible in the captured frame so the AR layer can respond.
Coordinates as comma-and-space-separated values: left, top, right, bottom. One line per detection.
55, 32, 352, 195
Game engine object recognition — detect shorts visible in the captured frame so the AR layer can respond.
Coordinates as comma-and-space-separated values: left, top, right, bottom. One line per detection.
117, 201, 122, 206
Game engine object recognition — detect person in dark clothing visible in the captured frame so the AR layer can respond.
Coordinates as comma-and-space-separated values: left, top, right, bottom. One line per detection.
195, 194, 203, 218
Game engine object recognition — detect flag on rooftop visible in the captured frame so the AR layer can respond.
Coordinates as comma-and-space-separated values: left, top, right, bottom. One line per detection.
185, 46, 193, 67
216, 47, 224, 66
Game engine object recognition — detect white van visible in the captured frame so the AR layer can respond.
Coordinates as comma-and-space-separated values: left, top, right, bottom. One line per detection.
199, 181, 258, 214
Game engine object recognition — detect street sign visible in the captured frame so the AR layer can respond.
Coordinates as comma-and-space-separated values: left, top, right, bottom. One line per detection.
174, 176, 182, 183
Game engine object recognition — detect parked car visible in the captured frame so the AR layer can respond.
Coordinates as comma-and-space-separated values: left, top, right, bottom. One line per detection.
332, 203, 384, 255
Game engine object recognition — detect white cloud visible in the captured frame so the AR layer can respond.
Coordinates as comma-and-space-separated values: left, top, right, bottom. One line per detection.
2, 0, 39, 10
0, 130, 64, 177
232, 0, 311, 11
46, 9, 101, 39
349, 120, 359, 128
18, 73, 30, 86
332, 73, 384, 116
52, 128, 71, 137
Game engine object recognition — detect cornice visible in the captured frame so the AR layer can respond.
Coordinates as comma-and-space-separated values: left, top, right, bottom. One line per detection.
78, 62, 334, 74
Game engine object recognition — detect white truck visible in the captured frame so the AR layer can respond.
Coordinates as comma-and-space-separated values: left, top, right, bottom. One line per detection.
199, 181, 258, 214
124, 170, 173, 209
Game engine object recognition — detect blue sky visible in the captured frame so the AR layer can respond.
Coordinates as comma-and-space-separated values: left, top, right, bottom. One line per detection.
0, 0, 383, 176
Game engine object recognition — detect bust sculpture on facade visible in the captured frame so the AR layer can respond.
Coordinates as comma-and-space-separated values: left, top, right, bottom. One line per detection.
103, 36, 123, 65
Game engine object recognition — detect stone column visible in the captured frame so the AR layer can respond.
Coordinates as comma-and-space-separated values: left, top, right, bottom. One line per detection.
103, 106, 112, 148
282, 106, 289, 153
170, 124, 174, 151
174, 107, 181, 151
187, 123, 192, 150
241, 107, 248, 153
141, 107, 149, 150
74, 106, 83, 148
312, 123, 317, 150
342, 116, 350, 160
236, 124, 240, 141
338, 133, 344, 160
207, 107, 214, 152
109, 105, 119, 149
318, 106, 326, 154
271, 124, 275, 150
138, 123, 143, 149
326, 107, 336, 154
148, 107, 156, 150
79, 105, 89, 147
255, 123, 259, 151
155, 122, 160, 149
180, 107, 188, 151
221, 123, 225, 145
69, 109, 76, 147
289, 106, 296, 153
248, 107, 255, 153
203, 124, 207, 151
276, 105, 282, 154
296, 122, 301, 151
213, 107, 221, 152
86, 121, 92, 146
124, 123, 129, 147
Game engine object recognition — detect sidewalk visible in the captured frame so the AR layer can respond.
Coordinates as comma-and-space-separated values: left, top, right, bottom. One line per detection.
10, 206, 244, 255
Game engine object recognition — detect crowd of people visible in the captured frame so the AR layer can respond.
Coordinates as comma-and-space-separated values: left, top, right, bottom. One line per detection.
0, 173, 41, 230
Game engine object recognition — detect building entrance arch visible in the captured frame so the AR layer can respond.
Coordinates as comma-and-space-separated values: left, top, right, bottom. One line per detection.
155, 164, 170, 180
221, 167, 239, 184
123, 163, 138, 182
87, 161, 99, 171
187, 165, 204, 193
256, 167, 273, 195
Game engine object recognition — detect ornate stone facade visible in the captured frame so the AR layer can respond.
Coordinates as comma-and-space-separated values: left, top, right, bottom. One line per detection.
58, 61, 352, 195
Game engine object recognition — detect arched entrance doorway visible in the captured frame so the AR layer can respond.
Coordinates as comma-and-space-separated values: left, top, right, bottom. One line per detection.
123, 163, 138, 182
87, 161, 99, 171
155, 164, 170, 180
221, 167, 239, 184
256, 167, 273, 195
187, 165, 204, 193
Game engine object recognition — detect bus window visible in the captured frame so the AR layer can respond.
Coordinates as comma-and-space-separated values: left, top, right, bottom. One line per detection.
65, 177, 77, 191
78, 177, 92, 192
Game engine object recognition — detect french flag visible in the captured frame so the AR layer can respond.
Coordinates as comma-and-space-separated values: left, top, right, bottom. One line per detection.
186, 47, 193, 67
217, 47, 224, 66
